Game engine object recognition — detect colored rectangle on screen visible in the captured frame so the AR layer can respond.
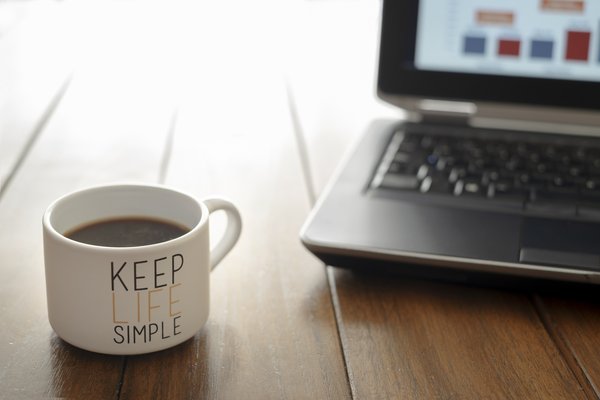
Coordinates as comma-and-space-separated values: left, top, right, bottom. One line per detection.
530, 39, 554, 59
565, 30, 590, 61
464, 35, 486, 54
541, 0, 584, 12
476, 11, 514, 25
498, 39, 521, 56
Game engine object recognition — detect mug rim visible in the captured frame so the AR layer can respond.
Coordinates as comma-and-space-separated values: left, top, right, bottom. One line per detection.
43, 183, 208, 252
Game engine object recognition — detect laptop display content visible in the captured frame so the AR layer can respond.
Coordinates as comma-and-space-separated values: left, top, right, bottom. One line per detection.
300, 0, 600, 285
415, 0, 600, 83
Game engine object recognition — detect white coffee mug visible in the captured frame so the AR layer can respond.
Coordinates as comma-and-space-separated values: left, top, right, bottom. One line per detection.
42, 183, 241, 355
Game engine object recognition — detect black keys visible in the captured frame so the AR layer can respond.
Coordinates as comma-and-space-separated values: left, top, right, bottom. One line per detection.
387, 153, 420, 176
420, 175, 452, 194
373, 128, 600, 218
454, 179, 482, 196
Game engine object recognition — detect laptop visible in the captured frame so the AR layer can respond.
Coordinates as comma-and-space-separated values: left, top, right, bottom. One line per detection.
300, 0, 600, 285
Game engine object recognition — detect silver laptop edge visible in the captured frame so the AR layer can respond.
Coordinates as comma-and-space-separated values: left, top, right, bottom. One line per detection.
378, 93, 600, 137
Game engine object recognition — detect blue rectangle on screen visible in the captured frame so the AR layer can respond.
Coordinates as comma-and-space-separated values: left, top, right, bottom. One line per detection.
530, 39, 554, 59
464, 36, 486, 55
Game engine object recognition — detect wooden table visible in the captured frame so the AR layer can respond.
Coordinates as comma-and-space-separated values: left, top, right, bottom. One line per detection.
2, 1, 600, 398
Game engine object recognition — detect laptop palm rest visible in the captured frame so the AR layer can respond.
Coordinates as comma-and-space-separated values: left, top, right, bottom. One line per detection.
519, 218, 600, 271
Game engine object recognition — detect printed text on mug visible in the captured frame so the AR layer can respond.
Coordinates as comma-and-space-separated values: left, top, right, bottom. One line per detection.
110, 254, 184, 344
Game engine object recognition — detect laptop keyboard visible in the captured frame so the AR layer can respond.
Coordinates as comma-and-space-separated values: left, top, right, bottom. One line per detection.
371, 125, 600, 218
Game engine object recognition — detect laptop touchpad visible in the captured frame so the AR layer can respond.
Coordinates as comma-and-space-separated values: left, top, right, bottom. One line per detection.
519, 218, 600, 270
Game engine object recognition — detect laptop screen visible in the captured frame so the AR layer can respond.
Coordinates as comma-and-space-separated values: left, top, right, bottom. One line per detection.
415, 0, 600, 81
377, 1, 600, 111
415, 0, 600, 83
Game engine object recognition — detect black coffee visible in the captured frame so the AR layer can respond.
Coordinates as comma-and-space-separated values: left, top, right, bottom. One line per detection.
65, 217, 189, 247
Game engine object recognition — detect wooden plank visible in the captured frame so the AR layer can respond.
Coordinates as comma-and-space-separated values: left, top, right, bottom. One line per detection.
0, 2, 74, 189
283, 0, 398, 196
331, 270, 586, 399
535, 295, 600, 398
0, 4, 176, 398
288, 1, 591, 398
118, 2, 350, 398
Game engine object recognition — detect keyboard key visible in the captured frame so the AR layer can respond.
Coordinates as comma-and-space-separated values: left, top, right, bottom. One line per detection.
423, 175, 453, 194
481, 169, 500, 184
426, 154, 439, 166
393, 152, 411, 163
420, 136, 434, 149
434, 156, 448, 172
454, 179, 483, 196
573, 147, 587, 162
487, 181, 527, 208
387, 161, 405, 174
380, 174, 420, 190
388, 158, 420, 175
420, 176, 432, 193
504, 158, 521, 172
464, 181, 481, 194
568, 165, 584, 177
449, 167, 467, 183
535, 163, 549, 174
543, 145, 557, 159
398, 141, 418, 153
584, 179, 600, 191
416, 164, 430, 180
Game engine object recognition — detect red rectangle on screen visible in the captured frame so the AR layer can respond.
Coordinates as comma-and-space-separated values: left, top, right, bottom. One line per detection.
498, 39, 521, 56
565, 30, 590, 61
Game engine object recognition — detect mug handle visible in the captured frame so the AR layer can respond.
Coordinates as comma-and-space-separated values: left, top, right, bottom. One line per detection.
203, 197, 242, 270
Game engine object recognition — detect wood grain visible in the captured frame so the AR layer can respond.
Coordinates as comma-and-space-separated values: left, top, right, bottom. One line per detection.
118, 3, 349, 398
331, 270, 586, 399
535, 294, 600, 398
0, 4, 176, 398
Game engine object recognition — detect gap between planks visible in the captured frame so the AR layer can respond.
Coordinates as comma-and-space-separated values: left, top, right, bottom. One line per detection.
532, 294, 600, 400
285, 80, 357, 400
0, 74, 72, 199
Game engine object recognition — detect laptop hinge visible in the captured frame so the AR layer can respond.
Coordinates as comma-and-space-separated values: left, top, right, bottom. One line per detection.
417, 99, 477, 126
